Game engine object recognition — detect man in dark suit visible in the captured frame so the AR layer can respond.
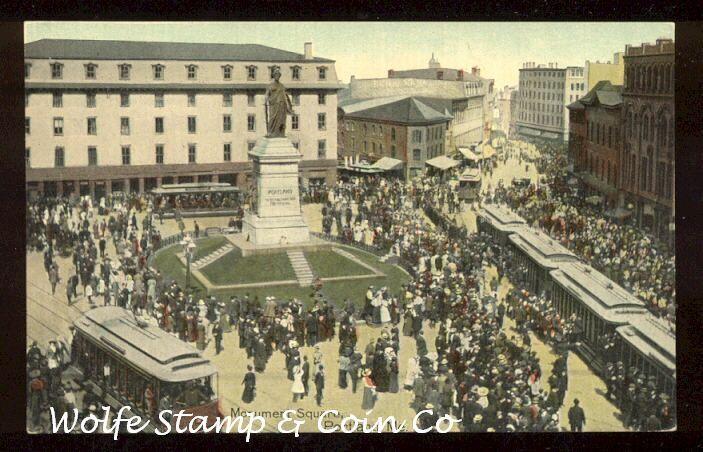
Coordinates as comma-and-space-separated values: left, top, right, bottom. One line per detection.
301, 356, 310, 399
314, 365, 325, 407
568, 398, 586, 432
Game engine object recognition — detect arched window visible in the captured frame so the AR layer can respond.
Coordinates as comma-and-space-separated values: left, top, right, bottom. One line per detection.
669, 64, 674, 92
664, 65, 670, 94
656, 66, 662, 92
640, 156, 648, 191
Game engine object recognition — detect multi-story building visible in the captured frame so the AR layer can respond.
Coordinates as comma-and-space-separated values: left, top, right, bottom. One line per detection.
516, 62, 584, 141
496, 85, 517, 136
347, 54, 493, 152
567, 81, 623, 209
338, 96, 452, 179
584, 52, 625, 92
620, 38, 674, 244
24, 39, 342, 198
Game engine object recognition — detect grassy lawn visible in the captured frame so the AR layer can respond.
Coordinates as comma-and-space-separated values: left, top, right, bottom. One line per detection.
305, 250, 372, 278
200, 248, 296, 285
153, 243, 411, 310
192, 236, 228, 261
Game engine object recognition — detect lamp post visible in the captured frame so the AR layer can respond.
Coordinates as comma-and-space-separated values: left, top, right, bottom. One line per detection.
180, 235, 197, 293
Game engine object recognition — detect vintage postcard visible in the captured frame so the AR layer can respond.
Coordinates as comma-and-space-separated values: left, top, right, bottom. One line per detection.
24, 21, 675, 435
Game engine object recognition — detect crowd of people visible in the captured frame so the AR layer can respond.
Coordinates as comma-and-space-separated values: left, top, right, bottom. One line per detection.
484, 140, 675, 323
27, 136, 674, 432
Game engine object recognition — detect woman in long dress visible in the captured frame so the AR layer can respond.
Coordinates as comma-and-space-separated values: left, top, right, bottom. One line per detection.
291, 365, 305, 402
380, 297, 391, 324
361, 370, 377, 411
242, 365, 256, 403
402, 307, 414, 337
404, 356, 419, 391
371, 294, 382, 325
388, 356, 399, 393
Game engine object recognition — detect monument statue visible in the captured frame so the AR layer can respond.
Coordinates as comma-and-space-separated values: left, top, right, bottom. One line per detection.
265, 68, 294, 137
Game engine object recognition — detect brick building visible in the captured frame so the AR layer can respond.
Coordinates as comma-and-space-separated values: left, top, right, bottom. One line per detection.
620, 38, 674, 243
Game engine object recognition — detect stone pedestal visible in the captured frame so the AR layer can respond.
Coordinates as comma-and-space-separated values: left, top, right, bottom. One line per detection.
241, 137, 310, 246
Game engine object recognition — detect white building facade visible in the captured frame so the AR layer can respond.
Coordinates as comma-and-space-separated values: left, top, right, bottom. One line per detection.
515, 62, 584, 141
24, 39, 342, 198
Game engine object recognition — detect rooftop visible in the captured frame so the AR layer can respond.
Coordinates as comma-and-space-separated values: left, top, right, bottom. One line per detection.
617, 313, 675, 371
24, 39, 335, 63
509, 227, 578, 268
576, 80, 623, 108
389, 67, 484, 83
342, 96, 453, 125
480, 204, 527, 227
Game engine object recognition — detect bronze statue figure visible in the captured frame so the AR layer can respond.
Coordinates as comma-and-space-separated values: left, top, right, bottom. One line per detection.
265, 68, 294, 137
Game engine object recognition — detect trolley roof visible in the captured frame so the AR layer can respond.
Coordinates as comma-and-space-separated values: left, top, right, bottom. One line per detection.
151, 182, 240, 195
550, 262, 647, 323
479, 204, 527, 228
616, 314, 676, 372
508, 228, 578, 269
73, 307, 217, 382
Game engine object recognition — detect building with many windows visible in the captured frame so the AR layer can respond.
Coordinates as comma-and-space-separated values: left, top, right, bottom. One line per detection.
567, 81, 623, 209
515, 62, 585, 141
24, 39, 342, 198
345, 54, 493, 152
620, 39, 674, 244
338, 96, 452, 180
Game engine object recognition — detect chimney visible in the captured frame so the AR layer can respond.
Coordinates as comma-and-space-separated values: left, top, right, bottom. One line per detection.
457, 69, 464, 80
388, 69, 394, 78
304, 42, 313, 60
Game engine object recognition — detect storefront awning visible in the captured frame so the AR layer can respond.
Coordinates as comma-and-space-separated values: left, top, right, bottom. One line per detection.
371, 157, 403, 171
604, 207, 632, 220
577, 172, 618, 196
338, 164, 384, 174
459, 147, 480, 161
425, 155, 461, 170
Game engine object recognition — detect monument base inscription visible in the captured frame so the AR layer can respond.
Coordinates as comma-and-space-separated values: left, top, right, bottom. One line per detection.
241, 136, 311, 246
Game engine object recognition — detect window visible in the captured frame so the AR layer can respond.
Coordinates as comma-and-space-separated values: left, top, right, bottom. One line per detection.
155, 145, 164, 164
188, 116, 197, 133
88, 146, 97, 166
413, 149, 421, 160
412, 130, 422, 143
51, 63, 63, 79
317, 113, 326, 130
223, 114, 232, 132
391, 128, 396, 141
269, 65, 280, 79
25, 63, 31, 79
247, 65, 257, 80
53, 117, 64, 136
153, 65, 164, 80
25, 148, 30, 167
187, 93, 196, 107
222, 65, 232, 80
25, 93, 29, 107
120, 92, 130, 107
292, 141, 299, 150
318, 93, 326, 105
85, 64, 97, 79
247, 114, 256, 131
120, 117, 130, 135
247, 141, 256, 152
291, 66, 301, 80
118, 64, 131, 80
317, 139, 326, 158
187, 65, 197, 80
87, 117, 97, 135
318, 67, 327, 80
53, 92, 63, 108
391, 144, 397, 158
25, 117, 30, 135
372, 142, 376, 153
54, 147, 65, 167
223, 143, 231, 162
86, 92, 96, 108
247, 93, 255, 106
223, 93, 232, 107
188, 144, 196, 163
155, 92, 164, 108
292, 93, 300, 106
292, 114, 299, 130
155, 117, 164, 134
121, 146, 131, 165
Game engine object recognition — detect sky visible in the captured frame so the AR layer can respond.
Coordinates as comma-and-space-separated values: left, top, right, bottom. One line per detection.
25, 22, 674, 89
